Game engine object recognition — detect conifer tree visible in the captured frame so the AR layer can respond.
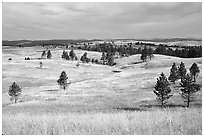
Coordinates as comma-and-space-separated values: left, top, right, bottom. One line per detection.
80, 52, 88, 63
168, 63, 179, 84
57, 71, 68, 90
178, 62, 187, 79
69, 49, 76, 60
62, 50, 66, 59
47, 50, 52, 59
154, 72, 172, 107
41, 51, 46, 58
8, 82, 22, 103
180, 74, 200, 107
106, 52, 115, 66
141, 46, 148, 62
189, 63, 200, 82
101, 52, 106, 65
39, 62, 43, 69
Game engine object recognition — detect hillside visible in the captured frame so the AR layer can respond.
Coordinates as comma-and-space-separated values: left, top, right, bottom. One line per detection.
2, 46, 202, 113
2, 46, 202, 134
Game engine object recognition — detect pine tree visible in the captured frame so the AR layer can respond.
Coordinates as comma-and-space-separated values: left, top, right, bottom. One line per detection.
47, 50, 52, 59
57, 71, 68, 90
39, 62, 43, 69
69, 49, 76, 60
168, 63, 179, 84
180, 74, 200, 107
41, 51, 46, 58
62, 50, 66, 59
80, 52, 88, 63
189, 63, 200, 82
8, 82, 22, 103
106, 52, 115, 66
154, 73, 172, 107
178, 62, 187, 79
141, 47, 147, 62
148, 47, 154, 60
100, 52, 106, 65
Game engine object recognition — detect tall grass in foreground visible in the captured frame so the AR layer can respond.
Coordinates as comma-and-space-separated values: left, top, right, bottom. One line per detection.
2, 108, 201, 135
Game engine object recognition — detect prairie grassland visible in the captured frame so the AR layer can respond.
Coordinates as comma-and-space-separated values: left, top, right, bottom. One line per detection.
2, 107, 202, 135
2, 47, 202, 135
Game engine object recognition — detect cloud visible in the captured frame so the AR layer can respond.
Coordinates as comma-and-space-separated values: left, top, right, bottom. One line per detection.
41, 9, 63, 16
2, 2, 202, 40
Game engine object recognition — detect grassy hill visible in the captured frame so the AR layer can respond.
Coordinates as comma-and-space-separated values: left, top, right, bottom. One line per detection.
2, 46, 202, 135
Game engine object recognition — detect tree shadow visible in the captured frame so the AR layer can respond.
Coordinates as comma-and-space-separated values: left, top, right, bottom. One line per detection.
131, 61, 143, 64
140, 104, 186, 108
114, 107, 146, 112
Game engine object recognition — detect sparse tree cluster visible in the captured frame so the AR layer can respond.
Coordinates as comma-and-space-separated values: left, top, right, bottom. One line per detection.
99, 52, 116, 66
140, 46, 154, 62
41, 50, 52, 59
62, 49, 78, 61
154, 62, 201, 107
25, 57, 31, 60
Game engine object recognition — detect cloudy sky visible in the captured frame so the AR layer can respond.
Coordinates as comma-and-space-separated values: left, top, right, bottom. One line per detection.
2, 2, 202, 40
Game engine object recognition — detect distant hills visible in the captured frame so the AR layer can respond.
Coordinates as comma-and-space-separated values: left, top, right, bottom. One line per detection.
2, 38, 202, 47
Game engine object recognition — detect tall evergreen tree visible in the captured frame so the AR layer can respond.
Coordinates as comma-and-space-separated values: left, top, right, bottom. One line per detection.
62, 50, 66, 59
141, 46, 148, 62
39, 62, 43, 69
8, 82, 22, 103
189, 63, 200, 82
107, 52, 115, 66
80, 52, 89, 63
180, 74, 200, 107
154, 73, 172, 107
41, 50, 46, 58
178, 62, 187, 79
69, 49, 76, 60
47, 50, 52, 59
168, 63, 179, 84
57, 71, 68, 90
100, 52, 106, 65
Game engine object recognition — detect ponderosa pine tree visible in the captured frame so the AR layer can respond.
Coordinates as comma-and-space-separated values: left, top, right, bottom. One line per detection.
80, 52, 88, 63
39, 62, 43, 69
69, 49, 76, 60
141, 46, 148, 62
168, 63, 179, 84
100, 52, 106, 65
8, 82, 22, 103
47, 50, 52, 59
180, 74, 200, 107
41, 50, 46, 58
154, 72, 172, 107
189, 63, 200, 82
57, 71, 68, 90
178, 62, 187, 79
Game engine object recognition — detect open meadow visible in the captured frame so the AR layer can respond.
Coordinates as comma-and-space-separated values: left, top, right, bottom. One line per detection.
2, 46, 202, 135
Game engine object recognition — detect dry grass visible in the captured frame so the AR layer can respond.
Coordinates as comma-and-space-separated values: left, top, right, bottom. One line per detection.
2, 108, 202, 135
2, 47, 202, 135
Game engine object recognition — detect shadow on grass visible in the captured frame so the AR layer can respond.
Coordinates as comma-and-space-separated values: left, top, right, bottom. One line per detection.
140, 103, 202, 109
140, 104, 186, 108
114, 107, 146, 112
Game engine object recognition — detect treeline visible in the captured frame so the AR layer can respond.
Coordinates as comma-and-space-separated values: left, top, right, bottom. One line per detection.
78, 43, 202, 58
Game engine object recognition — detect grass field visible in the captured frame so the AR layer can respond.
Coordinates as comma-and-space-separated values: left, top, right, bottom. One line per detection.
2, 46, 202, 135
3, 108, 202, 135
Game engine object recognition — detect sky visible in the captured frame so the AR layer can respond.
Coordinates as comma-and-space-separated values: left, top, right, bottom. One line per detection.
2, 2, 202, 40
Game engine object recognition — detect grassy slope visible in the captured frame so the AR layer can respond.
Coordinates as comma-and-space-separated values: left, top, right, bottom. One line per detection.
2, 46, 202, 134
